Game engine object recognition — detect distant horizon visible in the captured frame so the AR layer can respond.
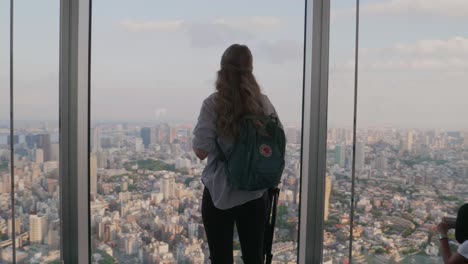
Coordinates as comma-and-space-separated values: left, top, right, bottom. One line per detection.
2, 119, 468, 131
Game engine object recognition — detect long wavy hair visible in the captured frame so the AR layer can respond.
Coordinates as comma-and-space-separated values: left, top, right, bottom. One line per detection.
215, 44, 264, 138
456, 203, 468, 244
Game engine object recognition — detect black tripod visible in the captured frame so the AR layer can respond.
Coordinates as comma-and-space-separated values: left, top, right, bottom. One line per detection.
264, 187, 280, 264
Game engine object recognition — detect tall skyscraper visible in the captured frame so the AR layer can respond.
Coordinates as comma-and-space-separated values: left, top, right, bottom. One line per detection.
141, 127, 152, 147
157, 124, 170, 144
355, 142, 365, 171
30, 214, 48, 244
90, 153, 98, 196
405, 131, 414, 152
25, 134, 36, 148
324, 175, 332, 221
36, 134, 51, 161
334, 145, 346, 167
91, 127, 101, 152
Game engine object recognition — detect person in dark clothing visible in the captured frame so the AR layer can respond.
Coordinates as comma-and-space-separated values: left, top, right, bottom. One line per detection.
192, 44, 281, 264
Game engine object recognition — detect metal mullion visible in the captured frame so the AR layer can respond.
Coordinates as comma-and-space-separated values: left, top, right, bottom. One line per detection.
298, 0, 330, 263
349, 0, 361, 262
9, 0, 16, 261
59, 0, 91, 263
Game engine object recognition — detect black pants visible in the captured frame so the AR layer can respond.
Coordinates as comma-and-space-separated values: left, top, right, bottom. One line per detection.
202, 187, 269, 264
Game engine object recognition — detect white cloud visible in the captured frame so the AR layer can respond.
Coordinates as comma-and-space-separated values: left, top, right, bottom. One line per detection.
333, 0, 468, 19
361, 0, 468, 17
213, 17, 282, 30
333, 37, 468, 72
254, 40, 302, 64
120, 17, 284, 50
120, 19, 184, 32
120, 16, 281, 33
381, 37, 468, 56
184, 22, 254, 48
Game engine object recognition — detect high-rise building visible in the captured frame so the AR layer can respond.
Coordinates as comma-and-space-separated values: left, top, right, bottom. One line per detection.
157, 124, 170, 144
48, 220, 60, 250
135, 138, 144, 152
90, 153, 98, 196
334, 145, 346, 167
91, 127, 101, 152
7, 135, 19, 145
405, 130, 414, 152
30, 214, 48, 244
324, 175, 332, 221
36, 134, 51, 161
375, 153, 387, 171
34, 148, 44, 164
49, 143, 60, 161
161, 175, 176, 200
97, 151, 107, 169
141, 127, 152, 147
25, 134, 36, 148
170, 126, 178, 143
8, 218, 21, 236
188, 222, 199, 239
355, 142, 365, 171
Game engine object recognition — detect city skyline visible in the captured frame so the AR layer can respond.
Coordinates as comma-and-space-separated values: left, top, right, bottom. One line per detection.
0, 120, 467, 262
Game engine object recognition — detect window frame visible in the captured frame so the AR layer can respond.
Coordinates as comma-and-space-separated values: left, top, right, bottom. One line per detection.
58, 0, 331, 263
59, 0, 91, 263
298, 0, 330, 263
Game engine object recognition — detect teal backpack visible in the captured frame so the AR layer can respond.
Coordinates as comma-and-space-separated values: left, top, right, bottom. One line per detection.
215, 115, 286, 191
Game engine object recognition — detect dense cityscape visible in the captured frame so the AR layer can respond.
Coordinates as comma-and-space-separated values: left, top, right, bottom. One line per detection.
323, 128, 468, 264
0, 123, 467, 263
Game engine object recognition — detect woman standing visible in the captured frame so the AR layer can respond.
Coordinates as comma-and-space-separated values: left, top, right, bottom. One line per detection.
192, 44, 281, 264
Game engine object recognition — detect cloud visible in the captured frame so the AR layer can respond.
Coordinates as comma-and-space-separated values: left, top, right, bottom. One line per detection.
374, 37, 468, 56
184, 22, 254, 48
332, 37, 468, 72
332, 0, 468, 19
213, 17, 282, 30
120, 16, 281, 33
254, 40, 303, 64
120, 17, 283, 48
120, 19, 184, 32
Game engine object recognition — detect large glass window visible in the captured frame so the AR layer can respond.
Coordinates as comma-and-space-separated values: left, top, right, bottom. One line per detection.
10, 1, 61, 262
0, 0, 13, 262
325, 0, 468, 263
354, 1, 468, 262
90, 1, 305, 263
323, 1, 357, 263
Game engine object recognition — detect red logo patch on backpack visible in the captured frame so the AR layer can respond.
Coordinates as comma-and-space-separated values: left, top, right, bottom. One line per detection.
259, 144, 272, 157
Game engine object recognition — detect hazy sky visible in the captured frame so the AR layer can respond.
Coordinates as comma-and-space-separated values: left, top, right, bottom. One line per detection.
1, 0, 468, 129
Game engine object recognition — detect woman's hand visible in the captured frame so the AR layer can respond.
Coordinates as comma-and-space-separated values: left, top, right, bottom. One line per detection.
437, 222, 449, 236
